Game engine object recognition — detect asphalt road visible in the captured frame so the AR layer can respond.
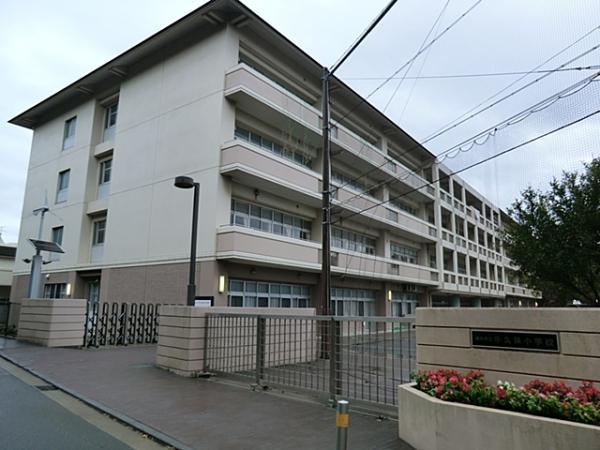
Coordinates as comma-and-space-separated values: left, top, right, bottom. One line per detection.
0, 365, 134, 450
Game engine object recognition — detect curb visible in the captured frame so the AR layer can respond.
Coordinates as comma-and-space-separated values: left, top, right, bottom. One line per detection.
0, 352, 195, 450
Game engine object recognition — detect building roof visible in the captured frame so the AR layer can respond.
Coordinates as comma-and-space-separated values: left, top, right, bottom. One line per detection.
8, 0, 435, 163
0, 245, 17, 258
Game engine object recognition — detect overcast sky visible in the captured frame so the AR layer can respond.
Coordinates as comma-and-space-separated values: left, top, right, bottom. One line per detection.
1, 0, 599, 243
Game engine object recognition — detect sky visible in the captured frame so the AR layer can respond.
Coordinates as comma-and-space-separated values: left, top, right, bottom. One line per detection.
1, 0, 599, 243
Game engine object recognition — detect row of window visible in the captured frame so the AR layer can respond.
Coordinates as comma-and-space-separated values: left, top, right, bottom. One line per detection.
389, 198, 418, 217
230, 199, 312, 240
390, 242, 419, 265
61, 101, 118, 151
43, 283, 67, 299
55, 158, 112, 204
228, 279, 311, 308
230, 198, 426, 265
234, 126, 313, 169
332, 227, 376, 255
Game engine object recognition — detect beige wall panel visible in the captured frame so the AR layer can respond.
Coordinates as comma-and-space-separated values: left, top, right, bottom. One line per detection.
417, 345, 600, 382
417, 308, 600, 332
560, 332, 600, 358
416, 327, 470, 347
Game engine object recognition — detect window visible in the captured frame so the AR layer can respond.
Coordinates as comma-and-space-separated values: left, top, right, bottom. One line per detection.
103, 102, 118, 141
63, 117, 76, 150
228, 279, 311, 308
51, 226, 64, 246
390, 198, 418, 216
99, 158, 112, 184
56, 169, 70, 203
230, 199, 311, 240
390, 242, 419, 265
97, 158, 112, 199
234, 125, 313, 168
43, 283, 66, 299
332, 227, 376, 255
92, 219, 106, 246
390, 291, 418, 317
331, 170, 367, 193
49, 226, 64, 261
331, 288, 376, 317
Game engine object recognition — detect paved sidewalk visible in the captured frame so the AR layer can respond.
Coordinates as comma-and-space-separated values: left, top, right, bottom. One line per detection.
0, 340, 410, 450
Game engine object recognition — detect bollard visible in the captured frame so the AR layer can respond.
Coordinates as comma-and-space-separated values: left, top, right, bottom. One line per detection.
336, 400, 349, 450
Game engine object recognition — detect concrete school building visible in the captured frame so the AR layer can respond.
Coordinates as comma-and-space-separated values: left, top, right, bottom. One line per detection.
8, 0, 538, 320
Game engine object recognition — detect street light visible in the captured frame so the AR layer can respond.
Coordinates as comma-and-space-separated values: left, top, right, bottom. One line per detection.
174, 175, 200, 306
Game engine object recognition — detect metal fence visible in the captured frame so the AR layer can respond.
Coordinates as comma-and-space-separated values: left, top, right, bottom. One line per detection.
84, 301, 161, 347
204, 313, 416, 407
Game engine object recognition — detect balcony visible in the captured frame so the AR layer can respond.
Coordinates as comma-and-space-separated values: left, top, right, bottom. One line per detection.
216, 226, 439, 285
334, 188, 437, 242
335, 252, 438, 285
221, 141, 320, 206
221, 141, 437, 243
216, 225, 320, 271
224, 64, 433, 200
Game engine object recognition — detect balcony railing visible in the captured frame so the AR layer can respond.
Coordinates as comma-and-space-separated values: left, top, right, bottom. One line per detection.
225, 63, 433, 199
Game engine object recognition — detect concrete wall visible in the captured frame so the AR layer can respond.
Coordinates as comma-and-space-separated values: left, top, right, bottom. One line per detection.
416, 308, 600, 385
156, 306, 316, 377
398, 383, 600, 450
17, 299, 86, 347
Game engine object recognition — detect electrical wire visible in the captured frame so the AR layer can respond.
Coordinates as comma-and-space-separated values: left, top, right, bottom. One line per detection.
331, 108, 600, 225
336, 71, 600, 206
420, 24, 600, 143
382, 0, 451, 112
331, 0, 483, 128
331, 43, 600, 195
344, 65, 600, 80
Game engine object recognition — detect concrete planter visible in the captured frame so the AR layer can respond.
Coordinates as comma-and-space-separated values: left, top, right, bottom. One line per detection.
398, 383, 600, 450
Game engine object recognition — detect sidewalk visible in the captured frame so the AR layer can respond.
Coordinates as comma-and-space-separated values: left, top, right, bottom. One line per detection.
0, 340, 411, 450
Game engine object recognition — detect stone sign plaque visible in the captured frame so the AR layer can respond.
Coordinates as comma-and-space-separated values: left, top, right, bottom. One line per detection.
471, 330, 560, 353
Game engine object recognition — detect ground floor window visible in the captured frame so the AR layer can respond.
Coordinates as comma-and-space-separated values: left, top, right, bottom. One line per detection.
331, 288, 376, 317
391, 291, 418, 317
228, 279, 311, 308
43, 283, 66, 299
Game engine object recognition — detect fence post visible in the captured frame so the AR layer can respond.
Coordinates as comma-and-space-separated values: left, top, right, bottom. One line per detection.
83, 301, 89, 347
329, 318, 342, 401
255, 316, 266, 386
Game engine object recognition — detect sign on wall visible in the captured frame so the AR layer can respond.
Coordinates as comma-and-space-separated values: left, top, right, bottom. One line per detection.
471, 330, 560, 353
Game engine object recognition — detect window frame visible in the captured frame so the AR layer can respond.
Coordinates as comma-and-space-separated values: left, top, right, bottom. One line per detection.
98, 158, 112, 185
56, 169, 71, 203
92, 219, 106, 246
62, 117, 77, 150
102, 101, 119, 142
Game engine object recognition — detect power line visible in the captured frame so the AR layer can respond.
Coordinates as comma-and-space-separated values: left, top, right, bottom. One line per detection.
382, 0, 450, 112
420, 43, 600, 145
332, 0, 483, 127
331, 108, 600, 225
344, 65, 600, 80
336, 71, 600, 206
331, 43, 600, 195
421, 24, 600, 143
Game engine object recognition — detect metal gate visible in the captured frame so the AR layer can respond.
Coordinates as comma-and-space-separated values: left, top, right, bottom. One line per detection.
84, 301, 160, 347
203, 313, 416, 407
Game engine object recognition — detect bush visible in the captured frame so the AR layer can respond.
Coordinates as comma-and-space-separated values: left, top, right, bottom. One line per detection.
412, 370, 600, 426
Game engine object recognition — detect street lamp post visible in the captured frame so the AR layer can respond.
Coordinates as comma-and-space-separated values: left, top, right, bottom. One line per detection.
174, 175, 200, 306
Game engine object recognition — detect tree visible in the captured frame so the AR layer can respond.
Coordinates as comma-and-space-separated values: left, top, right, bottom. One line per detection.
503, 157, 600, 306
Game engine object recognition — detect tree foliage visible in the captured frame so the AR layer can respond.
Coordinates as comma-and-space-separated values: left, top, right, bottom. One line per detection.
503, 157, 600, 305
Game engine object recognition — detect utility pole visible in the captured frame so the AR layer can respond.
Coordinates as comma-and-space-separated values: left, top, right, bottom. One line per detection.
319, 0, 397, 316
27, 204, 49, 298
